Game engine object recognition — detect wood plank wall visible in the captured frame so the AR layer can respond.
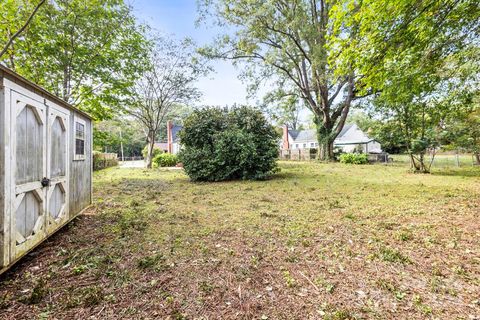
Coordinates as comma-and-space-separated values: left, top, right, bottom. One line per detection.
0, 78, 5, 267
69, 113, 92, 217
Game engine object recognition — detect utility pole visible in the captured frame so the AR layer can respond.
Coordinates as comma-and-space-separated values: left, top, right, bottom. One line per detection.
119, 127, 125, 162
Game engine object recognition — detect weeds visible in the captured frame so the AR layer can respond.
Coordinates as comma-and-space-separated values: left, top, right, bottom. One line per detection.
282, 270, 296, 288
378, 247, 411, 264
1, 162, 478, 318
20, 279, 47, 305
137, 253, 166, 270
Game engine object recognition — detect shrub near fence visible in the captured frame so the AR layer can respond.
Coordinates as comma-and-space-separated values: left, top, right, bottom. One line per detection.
153, 153, 178, 167
93, 152, 119, 171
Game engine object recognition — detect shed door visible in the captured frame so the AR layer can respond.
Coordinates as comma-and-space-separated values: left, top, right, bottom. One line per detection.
46, 106, 69, 233
10, 93, 70, 262
11, 93, 47, 259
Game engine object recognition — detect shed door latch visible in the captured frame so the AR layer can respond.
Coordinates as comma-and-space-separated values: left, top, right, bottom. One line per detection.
41, 177, 50, 187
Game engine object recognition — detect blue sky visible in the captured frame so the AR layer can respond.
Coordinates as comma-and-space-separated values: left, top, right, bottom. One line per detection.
130, 0, 251, 107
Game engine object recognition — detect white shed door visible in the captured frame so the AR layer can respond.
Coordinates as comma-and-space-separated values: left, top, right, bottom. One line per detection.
11, 92, 48, 259
10, 92, 70, 262
46, 105, 69, 233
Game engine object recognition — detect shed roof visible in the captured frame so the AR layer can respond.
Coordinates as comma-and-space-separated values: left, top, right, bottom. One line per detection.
0, 64, 92, 120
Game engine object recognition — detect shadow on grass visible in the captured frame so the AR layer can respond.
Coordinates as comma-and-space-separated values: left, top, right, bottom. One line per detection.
430, 167, 480, 177
270, 170, 299, 180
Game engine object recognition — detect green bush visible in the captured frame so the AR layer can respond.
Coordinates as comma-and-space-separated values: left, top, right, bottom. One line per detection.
142, 145, 163, 159
152, 153, 178, 167
339, 153, 369, 164
178, 106, 279, 181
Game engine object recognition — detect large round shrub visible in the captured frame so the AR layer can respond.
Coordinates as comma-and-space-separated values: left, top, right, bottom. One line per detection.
178, 106, 279, 181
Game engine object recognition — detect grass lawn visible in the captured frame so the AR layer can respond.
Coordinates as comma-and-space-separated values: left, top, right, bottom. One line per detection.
1, 162, 479, 319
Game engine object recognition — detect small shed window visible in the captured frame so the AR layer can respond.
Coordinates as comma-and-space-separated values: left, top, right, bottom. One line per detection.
74, 118, 86, 160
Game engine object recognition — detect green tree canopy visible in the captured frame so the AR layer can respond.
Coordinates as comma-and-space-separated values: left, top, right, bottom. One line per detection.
198, 0, 374, 160
1, 0, 151, 120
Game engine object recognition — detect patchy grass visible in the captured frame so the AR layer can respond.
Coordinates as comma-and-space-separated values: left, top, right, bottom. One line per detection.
0, 161, 479, 319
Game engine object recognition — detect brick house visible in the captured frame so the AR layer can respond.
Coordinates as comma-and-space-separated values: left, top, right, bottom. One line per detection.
154, 121, 182, 154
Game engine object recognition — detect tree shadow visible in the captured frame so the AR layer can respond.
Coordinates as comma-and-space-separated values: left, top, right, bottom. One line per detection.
430, 167, 480, 178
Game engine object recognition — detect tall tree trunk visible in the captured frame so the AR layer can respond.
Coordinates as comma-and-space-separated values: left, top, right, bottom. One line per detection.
475, 152, 480, 165
317, 139, 335, 160
315, 118, 335, 161
146, 131, 155, 169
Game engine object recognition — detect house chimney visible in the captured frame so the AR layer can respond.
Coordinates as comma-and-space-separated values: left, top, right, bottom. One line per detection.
282, 125, 289, 150
167, 120, 173, 153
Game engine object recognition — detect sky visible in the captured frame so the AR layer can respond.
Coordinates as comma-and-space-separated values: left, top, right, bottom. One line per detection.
130, 0, 252, 107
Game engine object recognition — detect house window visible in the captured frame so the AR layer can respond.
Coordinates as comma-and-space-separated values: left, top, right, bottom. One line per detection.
74, 118, 86, 160
303, 143, 306, 148
315, 143, 318, 147
310, 142, 314, 148
295, 144, 299, 149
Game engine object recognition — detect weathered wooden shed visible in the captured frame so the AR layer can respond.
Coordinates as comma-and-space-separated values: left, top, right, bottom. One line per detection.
0, 65, 92, 273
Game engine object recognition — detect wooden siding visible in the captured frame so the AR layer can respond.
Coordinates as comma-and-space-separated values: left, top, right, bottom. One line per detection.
69, 113, 92, 217
0, 78, 6, 267
50, 117, 66, 178
15, 105, 44, 185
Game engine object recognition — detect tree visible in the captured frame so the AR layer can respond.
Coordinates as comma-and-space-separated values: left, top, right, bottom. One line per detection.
331, 0, 480, 171
1, 0, 150, 120
442, 91, 480, 165
329, 0, 480, 95
125, 37, 207, 168
199, 0, 480, 161
179, 106, 279, 181
198, 0, 374, 160
262, 94, 304, 130
94, 119, 145, 157
0, 0, 45, 59
373, 98, 443, 173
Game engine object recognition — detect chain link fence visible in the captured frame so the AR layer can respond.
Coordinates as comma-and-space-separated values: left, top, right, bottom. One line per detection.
390, 154, 479, 168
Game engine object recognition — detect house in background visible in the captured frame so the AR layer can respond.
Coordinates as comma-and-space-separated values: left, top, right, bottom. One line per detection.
154, 121, 182, 154
157, 121, 381, 156
282, 124, 382, 153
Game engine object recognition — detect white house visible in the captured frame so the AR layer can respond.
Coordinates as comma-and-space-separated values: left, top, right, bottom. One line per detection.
158, 121, 382, 155
282, 124, 382, 153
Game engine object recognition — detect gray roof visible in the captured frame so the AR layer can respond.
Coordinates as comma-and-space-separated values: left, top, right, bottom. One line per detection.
289, 124, 354, 143
288, 129, 316, 142
338, 124, 353, 139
